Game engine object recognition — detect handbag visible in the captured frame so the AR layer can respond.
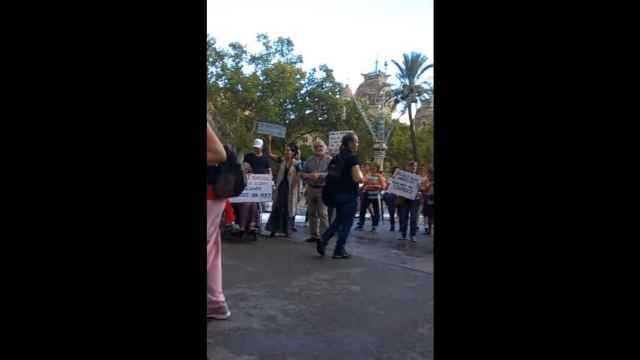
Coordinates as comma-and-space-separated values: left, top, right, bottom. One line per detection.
207, 145, 246, 199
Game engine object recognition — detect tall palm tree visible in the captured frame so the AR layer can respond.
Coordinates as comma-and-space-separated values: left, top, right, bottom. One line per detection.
391, 52, 433, 161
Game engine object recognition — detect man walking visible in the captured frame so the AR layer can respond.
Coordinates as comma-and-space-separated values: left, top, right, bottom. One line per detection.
300, 139, 332, 243
317, 133, 364, 259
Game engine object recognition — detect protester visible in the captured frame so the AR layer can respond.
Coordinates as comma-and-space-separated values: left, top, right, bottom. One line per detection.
355, 163, 386, 232
299, 139, 331, 243
265, 136, 301, 237
239, 139, 272, 234
418, 166, 429, 234
243, 138, 272, 175
317, 133, 364, 259
232, 162, 260, 241
422, 169, 434, 236
206, 121, 231, 320
382, 166, 399, 232
396, 161, 421, 243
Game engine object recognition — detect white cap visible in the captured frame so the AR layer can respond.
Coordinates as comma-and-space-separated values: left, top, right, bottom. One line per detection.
253, 138, 264, 149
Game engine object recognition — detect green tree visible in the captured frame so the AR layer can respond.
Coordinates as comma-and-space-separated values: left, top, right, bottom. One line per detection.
386, 121, 433, 173
391, 52, 433, 161
207, 33, 350, 156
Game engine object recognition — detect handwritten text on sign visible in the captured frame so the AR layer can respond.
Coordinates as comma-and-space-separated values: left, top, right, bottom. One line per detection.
256, 122, 287, 138
328, 131, 353, 155
230, 174, 273, 203
387, 170, 420, 199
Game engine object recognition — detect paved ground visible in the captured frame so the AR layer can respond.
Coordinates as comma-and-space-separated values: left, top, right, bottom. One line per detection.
208, 219, 433, 360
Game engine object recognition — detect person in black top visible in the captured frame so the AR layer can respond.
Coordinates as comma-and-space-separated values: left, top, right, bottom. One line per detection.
243, 138, 271, 175
235, 138, 271, 238
317, 133, 364, 259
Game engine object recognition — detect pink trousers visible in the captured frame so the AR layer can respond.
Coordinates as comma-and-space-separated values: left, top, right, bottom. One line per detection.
207, 199, 226, 306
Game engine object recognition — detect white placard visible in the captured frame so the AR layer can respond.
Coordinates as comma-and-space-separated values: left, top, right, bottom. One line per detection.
256, 122, 287, 138
387, 170, 420, 199
328, 131, 353, 155
230, 174, 273, 203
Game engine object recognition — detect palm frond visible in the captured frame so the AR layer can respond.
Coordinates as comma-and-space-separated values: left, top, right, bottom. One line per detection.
391, 60, 405, 79
417, 63, 433, 79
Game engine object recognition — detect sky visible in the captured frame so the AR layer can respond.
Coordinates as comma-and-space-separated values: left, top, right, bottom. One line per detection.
207, 0, 433, 96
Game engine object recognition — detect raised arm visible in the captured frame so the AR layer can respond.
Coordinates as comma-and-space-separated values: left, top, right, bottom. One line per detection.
265, 135, 280, 162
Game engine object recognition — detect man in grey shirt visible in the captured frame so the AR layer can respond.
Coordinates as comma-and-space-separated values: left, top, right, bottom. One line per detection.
299, 139, 332, 243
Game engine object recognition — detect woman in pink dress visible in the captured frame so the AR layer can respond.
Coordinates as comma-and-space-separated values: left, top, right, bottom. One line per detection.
206, 120, 231, 320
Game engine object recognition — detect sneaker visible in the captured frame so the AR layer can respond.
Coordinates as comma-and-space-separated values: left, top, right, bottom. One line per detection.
207, 302, 231, 320
305, 237, 318, 243
389, 225, 395, 232
371, 226, 377, 233
332, 248, 351, 259
316, 239, 328, 257
410, 236, 417, 243
354, 226, 363, 231
398, 235, 407, 241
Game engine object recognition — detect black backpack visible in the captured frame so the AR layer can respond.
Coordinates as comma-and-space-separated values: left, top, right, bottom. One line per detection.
207, 145, 246, 199
321, 153, 346, 207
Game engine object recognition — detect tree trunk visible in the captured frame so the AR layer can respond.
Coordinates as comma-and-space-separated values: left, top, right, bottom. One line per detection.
407, 102, 418, 161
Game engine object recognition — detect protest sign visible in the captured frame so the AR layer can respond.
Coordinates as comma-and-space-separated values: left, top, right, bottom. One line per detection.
257, 122, 286, 138
328, 130, 353, 155
230, 174, 273, 203
387, 170, 420, 199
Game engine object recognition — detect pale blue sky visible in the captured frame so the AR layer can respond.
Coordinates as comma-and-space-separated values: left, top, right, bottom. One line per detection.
207, 0, 433, 95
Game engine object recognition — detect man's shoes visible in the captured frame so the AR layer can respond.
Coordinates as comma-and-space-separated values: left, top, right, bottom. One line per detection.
354, 226, 363, 231
316, 239, 328, 257
398, 235, 407, 241
371, 226, 377, 233
410, 236, 417, 243
305, 237, 319, 243
207, 302, 231, 320
332, 248, 351, 259
389, 225, 395, 232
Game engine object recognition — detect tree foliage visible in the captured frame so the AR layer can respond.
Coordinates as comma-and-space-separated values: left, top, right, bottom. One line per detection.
390, 52, 433, 161
386, 121, 433, 173
207, 34, 351, 154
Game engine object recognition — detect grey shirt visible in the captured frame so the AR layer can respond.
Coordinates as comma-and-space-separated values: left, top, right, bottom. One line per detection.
302, 154, 332, 187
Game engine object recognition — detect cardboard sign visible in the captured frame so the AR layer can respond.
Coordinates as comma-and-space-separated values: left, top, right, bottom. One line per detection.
256, 122, 286, 138
328, 131, 353, 155
230, 174, 273, 203
387, 170, 420, 199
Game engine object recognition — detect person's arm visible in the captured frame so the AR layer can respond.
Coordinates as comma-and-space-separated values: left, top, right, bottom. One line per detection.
378, 174, 387, 190
299, 160, 312, 180
207, 123, 226, 165
265, 135, 280, 162
352, 165, 364, 184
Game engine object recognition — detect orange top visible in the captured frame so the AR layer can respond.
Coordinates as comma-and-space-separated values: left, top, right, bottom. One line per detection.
363, 173, 386, 192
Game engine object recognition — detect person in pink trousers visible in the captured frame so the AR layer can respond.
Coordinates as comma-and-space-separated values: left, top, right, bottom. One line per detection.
206, 120, 231, 320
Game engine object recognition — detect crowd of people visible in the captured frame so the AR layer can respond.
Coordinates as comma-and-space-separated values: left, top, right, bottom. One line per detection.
206, 119, 434, 320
